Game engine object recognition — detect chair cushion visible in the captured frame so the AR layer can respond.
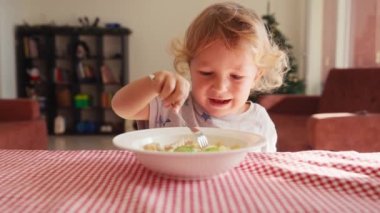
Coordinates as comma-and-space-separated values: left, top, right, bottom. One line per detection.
307, 113, 380, 152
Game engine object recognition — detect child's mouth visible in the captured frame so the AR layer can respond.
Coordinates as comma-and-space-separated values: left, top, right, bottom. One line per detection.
209, 98, 231, 105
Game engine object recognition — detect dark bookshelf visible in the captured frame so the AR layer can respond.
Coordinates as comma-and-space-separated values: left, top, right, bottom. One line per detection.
15, 25, 131, 135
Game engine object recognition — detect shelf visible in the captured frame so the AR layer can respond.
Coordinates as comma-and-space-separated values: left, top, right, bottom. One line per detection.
78, 56, 99, 60
103, 82, 121, 86
16, 25, 132, 36
78, 81, 98, 85
103, 57, 122, 60
55, 82, 72, 85
16, 25, 131, 135
25, 57, 47, 61
55, 57, 71, 60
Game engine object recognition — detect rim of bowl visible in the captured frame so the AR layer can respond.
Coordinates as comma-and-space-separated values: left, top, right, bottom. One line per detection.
113, 127, 265, 156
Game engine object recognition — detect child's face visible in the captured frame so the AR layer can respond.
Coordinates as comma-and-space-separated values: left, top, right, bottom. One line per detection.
189, 39, 258, 117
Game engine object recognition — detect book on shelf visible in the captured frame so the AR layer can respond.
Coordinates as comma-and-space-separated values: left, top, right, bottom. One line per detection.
54, 67, 70, 84
56, 88, 71, 107
77, 62, 95, 82
23, 37, 39, 58
101, 91, 113, 108
101, 65, 118, 84
23, 37, 29, 57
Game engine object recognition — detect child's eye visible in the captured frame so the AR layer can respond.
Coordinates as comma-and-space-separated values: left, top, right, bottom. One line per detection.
199, 71, 212, 76
231, 74, 244, 80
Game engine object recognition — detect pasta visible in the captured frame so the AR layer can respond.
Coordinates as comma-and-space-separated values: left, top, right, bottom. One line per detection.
143, 138, 240, 152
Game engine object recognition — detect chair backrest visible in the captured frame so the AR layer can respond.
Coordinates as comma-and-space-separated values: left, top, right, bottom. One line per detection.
318, 68, 380, 113
0, 99, 41, 121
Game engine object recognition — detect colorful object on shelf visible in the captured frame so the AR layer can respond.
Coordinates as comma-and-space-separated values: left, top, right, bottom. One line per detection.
76, 121, 97, 134
26, 87, 37, 99
27, 67, 41, 84
74, 93, 91, 108
101, 92, 113, 108
23, 36, 40, 58
54, 67, 70, 84
56, 88, 71, 107
37, 97, 47, 111
75, 40, 90, 59
101, 65, 118, 84
100, 124, 113, 133
78, 16, 100, 27
77, 62, 96, 83
105, 23, 121, 29
54, 115, 66, 134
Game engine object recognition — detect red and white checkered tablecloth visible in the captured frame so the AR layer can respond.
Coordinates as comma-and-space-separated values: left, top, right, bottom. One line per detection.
0, 150, 379, 212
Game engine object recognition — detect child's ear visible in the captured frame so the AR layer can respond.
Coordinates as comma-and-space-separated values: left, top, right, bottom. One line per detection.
254, 68, 264, 81
251, 69, 263, 89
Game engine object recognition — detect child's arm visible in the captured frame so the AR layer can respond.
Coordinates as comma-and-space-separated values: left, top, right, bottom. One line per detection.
111, 70, 190, 120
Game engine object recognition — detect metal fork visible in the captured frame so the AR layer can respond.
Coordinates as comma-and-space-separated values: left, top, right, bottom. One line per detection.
176, 112, 209, 149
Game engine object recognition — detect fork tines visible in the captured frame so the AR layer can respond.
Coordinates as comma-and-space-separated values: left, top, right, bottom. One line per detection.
195, 132, 209, 149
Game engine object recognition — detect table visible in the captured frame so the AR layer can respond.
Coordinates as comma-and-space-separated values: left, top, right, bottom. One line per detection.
0, 150, 379, 212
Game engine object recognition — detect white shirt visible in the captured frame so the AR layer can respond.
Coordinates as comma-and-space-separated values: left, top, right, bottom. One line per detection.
137, 95, 277, 152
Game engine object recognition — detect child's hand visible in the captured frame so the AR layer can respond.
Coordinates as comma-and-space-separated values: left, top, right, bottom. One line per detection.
151, 70, 190, 113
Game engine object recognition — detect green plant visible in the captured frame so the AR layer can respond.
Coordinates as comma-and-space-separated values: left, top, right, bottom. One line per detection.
262, 14, 305, 94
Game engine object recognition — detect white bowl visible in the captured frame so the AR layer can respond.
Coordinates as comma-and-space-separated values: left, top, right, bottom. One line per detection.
113, 127, 265, 179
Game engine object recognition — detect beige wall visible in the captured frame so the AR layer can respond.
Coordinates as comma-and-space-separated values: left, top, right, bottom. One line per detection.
0, 0, 19, 98
0, 0, 305, 98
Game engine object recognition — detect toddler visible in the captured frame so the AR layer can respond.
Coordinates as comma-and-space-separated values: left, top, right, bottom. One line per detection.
112, 1, 288, 152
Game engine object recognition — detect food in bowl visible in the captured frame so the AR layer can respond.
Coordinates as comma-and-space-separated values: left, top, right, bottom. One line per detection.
113, 127, 265, 179
143, 137, 240, 152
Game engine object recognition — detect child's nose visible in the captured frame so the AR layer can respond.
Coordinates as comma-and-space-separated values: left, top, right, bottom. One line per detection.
212, 77, 229, 92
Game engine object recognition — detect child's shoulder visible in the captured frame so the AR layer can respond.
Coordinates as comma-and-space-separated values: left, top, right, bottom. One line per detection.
248, 101, 268, 112
247, 101, 271, 117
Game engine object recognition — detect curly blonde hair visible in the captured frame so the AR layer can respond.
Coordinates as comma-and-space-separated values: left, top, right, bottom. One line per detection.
171, 1, 288, 93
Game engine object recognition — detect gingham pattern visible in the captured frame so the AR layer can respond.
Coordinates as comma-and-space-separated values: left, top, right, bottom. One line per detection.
0, 150, 379, 212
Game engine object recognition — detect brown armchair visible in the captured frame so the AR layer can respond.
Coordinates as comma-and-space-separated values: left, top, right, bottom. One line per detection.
0, 99, 48, 149
258, 68, 380, 152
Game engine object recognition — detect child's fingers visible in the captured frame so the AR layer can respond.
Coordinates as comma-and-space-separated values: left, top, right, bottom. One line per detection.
162, 92, 184, 109
164, 91, 185, 110
159, 76, 176, 100
163, 78, 190, 110
171, 103, 181, 113
169, 98, 186, 113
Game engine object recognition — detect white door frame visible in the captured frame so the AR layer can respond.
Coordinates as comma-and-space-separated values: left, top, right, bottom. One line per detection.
335, 0, 351, 67
305, 0, 323, 95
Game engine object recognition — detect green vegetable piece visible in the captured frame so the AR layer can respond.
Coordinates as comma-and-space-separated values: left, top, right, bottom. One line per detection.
204, 146, 219, 152
174, 146, 195, 152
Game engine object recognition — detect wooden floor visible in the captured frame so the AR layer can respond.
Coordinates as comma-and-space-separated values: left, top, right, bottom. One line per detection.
48, 120, 136, 150
48, 135, 119, 150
